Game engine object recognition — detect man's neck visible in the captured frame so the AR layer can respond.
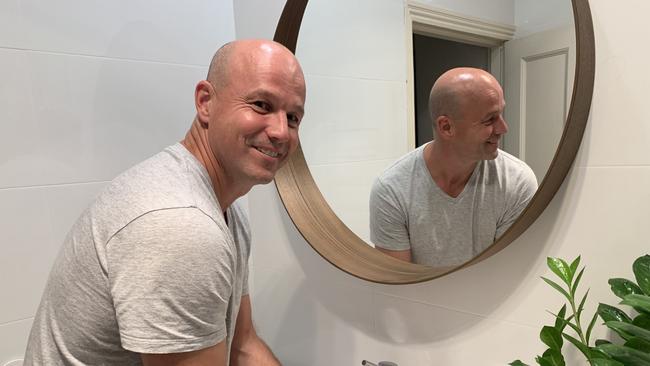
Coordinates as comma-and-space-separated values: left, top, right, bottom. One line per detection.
180, 118, 250, 212
423, 140, 478, 198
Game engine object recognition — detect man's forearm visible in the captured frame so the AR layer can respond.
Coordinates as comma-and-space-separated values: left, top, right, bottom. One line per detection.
230, 333, 280, 366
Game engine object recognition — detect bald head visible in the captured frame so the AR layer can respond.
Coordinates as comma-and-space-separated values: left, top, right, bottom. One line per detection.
206, 40, 304, 94
429, 67, 501, 123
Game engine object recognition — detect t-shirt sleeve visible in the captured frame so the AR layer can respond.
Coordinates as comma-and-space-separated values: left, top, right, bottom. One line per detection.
369, 178, 411, 251
106, 207, 235, 354
496, 163, 539, 237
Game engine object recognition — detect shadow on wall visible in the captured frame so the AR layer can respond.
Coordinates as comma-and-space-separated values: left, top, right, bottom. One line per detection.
251, 163, 587, 354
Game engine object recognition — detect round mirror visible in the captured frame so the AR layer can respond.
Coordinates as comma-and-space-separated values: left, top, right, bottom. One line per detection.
273, 0, 594, 283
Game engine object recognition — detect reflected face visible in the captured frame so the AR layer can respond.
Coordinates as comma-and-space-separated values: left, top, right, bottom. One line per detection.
208, 50, 306, 186
452, 79, 508, 161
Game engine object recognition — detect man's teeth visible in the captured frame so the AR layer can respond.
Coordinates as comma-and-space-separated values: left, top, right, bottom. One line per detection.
256, 147, 279, 158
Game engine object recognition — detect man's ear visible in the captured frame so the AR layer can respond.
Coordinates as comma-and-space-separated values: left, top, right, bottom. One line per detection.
436, 115, 454, 139
195, 80, 213, 125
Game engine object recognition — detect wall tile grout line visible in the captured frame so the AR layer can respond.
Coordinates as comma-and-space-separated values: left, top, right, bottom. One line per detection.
0, 45, 209, 69
0, 180, 111, 192
0, 316, 34, 328
305, 72, 407, 83
370, 289, 541, 330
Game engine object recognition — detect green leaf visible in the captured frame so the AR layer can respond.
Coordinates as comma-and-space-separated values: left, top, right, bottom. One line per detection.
541, 326, 563, 351
548, 311, 578, 335
509, 361, 530, 366
605, 321, 650, 342
563, 332, 592, 359
590, 349, 614, 360
572, 268, 586, 297
597, 343, 650, 365
542, 277, 571, 302
621, 294, 650, 315
548, 257, 572, 286
570, 256, 581, 280
598, 303, 633, 323
595, 339, 612, 346
589, 359, 624, 366
535, 355, 555, 366
555, 305, 568, 330
633, 314, 650, 331
541, 349, 565, 366
609, 278, 644, 300
578, 289, 590, 318
587, 310, 600, 343
624, 337, 650, 353
633, 255, 650, 295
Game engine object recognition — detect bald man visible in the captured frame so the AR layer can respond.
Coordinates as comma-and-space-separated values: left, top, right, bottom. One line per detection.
369, 67, 537, 267
25, 40, 305, 366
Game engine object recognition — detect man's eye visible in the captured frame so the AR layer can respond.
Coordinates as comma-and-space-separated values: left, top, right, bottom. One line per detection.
253, 101, 271, 111
484, 116, 497, 125
287, 114, 301, 128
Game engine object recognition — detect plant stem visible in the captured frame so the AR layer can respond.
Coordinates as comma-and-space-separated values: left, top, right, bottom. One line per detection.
568, 288, 587, 345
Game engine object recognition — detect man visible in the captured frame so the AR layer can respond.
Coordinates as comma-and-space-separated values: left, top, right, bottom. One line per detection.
369, 67, 537, 267
24, 39, 305, 365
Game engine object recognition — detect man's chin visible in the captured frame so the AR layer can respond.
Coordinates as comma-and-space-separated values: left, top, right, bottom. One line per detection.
483, 147, 499, 160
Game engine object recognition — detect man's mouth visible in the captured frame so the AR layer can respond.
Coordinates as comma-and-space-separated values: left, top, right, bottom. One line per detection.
255, 146, 281, 158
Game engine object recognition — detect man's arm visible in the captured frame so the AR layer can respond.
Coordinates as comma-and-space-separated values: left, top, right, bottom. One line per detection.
376, 247, 412, 263
230, 295, 280, 366
141, 342, 227, 366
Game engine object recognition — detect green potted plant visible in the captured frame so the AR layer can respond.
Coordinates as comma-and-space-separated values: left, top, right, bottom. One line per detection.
510, 255, 650, 366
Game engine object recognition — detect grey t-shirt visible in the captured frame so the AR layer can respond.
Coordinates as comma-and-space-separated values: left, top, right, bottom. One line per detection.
369, 144, 537, 267
25, 143, 250, 365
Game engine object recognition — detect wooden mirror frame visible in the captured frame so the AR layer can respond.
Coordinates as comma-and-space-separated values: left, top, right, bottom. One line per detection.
272, 0, 595, 284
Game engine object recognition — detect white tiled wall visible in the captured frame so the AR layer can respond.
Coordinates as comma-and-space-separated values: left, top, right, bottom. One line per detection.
514, 0, 574, 38
0, 1, 235, 363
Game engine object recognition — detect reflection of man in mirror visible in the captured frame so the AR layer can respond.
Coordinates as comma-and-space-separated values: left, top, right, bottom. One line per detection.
369, 67, 538, 267
25, 40, 305, 365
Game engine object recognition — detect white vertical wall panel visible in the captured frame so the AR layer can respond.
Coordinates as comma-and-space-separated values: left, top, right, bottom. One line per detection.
416, 0, 515, 25
0, 319, 33, 365
514, 0, 574, 38
0, 182, 106, 325
2, 0, 235, 65
300, 76, 408, 166
296, 0, 406, 81
0, 49, 204, 188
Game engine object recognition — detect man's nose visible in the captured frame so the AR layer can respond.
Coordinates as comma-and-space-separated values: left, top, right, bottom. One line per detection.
267, 112, 290, 143
496, 116, 509, 134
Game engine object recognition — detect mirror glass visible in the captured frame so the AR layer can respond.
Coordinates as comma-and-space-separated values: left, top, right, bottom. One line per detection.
295, 0, 575, 268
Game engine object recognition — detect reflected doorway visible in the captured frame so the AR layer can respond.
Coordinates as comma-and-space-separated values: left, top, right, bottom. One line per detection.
412, 34, 490, 147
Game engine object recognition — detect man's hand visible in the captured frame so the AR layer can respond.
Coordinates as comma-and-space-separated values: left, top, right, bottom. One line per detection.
141, 341, 227, 366
230, 295, 281, 366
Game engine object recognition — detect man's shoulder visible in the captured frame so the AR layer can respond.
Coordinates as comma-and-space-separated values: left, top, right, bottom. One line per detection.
89, 144, 221, 243
377, 145, 425, 181
492, 149, 538, 188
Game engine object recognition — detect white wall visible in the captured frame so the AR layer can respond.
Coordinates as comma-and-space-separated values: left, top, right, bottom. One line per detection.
0, 1, 236, 363
416, 0, 515, 25
296, 0, 409, 242
514, 0, 574, 38
244, 0, 650, 365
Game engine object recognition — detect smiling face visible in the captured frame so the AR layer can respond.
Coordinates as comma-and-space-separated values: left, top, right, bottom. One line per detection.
448, 73, 508, 162
202, 42, 306, 187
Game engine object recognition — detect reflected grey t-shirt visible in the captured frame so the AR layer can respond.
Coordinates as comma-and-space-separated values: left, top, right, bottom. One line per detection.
25, 143, 250, 365
369, 144, 537, 267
